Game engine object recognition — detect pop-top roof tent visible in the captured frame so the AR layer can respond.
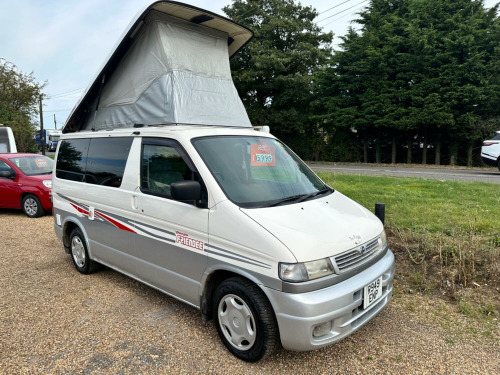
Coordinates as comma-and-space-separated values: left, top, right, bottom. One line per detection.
63, 1, 253, 134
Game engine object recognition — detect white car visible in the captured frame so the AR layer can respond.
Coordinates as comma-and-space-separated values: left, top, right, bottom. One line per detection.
481, 131, 500, 171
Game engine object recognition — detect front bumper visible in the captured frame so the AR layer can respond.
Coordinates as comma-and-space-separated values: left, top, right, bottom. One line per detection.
264, 250, 395, 351
41, 190, 53, 211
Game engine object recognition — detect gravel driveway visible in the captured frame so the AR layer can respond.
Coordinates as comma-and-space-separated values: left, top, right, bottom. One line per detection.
1, 212, 498, 374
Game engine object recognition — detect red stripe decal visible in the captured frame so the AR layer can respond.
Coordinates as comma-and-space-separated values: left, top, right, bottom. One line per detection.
95, 211, 136, 233
71, 203, 90, 216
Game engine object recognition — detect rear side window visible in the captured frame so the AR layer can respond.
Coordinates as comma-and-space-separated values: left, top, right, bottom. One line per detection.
56, 139, 89, 182
85, 138, 133, 187
493, 133, 500, 141
56, 137, 132, 187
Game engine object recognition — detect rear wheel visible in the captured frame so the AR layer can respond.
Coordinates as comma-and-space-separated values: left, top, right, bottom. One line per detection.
497, 158, 500, 171
69, 228, 100, 274
22, 194, 44, 218
213, 277, 278, 362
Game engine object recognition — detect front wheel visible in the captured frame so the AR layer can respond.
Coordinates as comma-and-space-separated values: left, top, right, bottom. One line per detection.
497, 158, 500, 172
22, 194, 44, 218
213, 277, 279, 362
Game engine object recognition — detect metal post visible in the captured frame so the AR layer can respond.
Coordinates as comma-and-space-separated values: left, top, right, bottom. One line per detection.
39, 95, 45, 155
375, 202, 385, 225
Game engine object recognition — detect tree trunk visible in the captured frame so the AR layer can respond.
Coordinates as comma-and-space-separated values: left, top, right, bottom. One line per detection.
449, 142, 458, 166
435, 139, 441, 165
375, 138, 381, 164
363, 139, 368, 163
391, 134, 397, 164
407, 137, 412, 164
422, 138, 427, 165
467, 142, 473, 167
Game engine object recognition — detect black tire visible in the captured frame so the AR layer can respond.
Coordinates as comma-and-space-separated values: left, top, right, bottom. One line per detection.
213, 277, 279, 362
69, 228, 100, 274
497, 158, 500, 172
21, 194, 44, 218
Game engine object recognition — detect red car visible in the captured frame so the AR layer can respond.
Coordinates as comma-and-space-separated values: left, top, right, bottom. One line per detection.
0, 153, 53, 217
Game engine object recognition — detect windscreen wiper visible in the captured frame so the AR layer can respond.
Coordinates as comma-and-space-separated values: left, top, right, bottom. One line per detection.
267, 194, 305, 207
296, 187, 333, 203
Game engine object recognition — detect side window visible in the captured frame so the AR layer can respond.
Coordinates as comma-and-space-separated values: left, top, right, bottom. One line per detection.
141, 143, 190, 198
0, 160, 13, 174
85, 138, 133, 187
56, 139, 90, 182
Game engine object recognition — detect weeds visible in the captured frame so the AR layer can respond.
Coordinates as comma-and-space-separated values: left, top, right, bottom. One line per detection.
316, 172, 500, 324
390, 225, 499, 290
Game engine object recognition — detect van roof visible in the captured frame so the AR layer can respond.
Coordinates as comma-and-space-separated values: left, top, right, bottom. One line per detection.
60, 125, 272, 141
63, 1, 253, 134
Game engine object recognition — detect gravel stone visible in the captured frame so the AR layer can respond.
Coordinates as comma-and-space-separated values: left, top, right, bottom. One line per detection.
0, 211, 498, 374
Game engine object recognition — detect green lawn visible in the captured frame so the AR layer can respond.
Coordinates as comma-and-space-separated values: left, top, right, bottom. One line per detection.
317, 172, 500, 236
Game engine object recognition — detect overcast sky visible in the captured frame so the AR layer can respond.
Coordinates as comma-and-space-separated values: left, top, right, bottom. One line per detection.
0, 0, 498, 129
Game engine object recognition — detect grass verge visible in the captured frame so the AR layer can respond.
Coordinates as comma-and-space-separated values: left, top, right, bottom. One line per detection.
317, 172, 500, 329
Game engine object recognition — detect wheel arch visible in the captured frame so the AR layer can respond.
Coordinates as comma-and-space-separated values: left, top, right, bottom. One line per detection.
62, 217, 90, 255
19, 191, 40, 206
199, 264, 278, 322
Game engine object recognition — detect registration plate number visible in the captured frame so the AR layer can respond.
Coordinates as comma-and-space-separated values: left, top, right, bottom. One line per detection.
363, 276, 382, 309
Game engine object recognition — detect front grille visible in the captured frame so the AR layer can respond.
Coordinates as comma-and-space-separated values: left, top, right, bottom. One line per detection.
331, 237, 380, 273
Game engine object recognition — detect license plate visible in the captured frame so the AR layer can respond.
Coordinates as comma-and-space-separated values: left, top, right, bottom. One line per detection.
363, 276, 383, 309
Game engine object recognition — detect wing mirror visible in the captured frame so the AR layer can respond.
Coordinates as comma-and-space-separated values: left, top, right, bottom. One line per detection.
0, 170, 15, 179
171, 180, 201, 203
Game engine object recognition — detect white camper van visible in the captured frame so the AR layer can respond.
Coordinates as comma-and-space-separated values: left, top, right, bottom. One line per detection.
0, 126, 17, 153
53, 1, 394, 362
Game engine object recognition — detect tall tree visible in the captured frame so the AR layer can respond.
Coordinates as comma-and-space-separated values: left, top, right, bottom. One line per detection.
318, 0, 500, 165
223, 0, 333, 159
0, 59, 45, 152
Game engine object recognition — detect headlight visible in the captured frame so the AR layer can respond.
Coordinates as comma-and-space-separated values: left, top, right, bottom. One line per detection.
279, 258, 334, 282
43, 180, 52, 188
378, 230, 387, 251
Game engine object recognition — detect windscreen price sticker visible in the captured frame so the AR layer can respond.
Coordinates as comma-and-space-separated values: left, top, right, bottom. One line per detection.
251, 144, 275, 166
34, 158, 49, 168
363, 276, 382, 309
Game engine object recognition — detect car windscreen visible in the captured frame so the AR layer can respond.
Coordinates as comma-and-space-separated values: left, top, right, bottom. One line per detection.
9, 156, 54, 176
192, 136, 331, 208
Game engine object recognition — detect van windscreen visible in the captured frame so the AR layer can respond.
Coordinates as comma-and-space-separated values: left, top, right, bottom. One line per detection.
192, 136, 331, 208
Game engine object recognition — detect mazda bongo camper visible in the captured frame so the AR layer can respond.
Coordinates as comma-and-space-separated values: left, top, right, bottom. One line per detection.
53, 1, 395, 362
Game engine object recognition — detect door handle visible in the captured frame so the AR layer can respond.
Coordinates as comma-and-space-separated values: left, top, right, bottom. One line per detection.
132, 195, 138, 210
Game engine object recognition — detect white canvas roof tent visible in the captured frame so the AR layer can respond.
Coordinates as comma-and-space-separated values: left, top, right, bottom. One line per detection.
63, 1, 253, 134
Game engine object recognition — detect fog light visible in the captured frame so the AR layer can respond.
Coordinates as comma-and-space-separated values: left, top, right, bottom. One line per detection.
312, 321, 331, 337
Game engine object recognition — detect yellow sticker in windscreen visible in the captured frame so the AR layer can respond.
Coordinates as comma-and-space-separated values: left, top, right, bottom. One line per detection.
251, 143, 275, 166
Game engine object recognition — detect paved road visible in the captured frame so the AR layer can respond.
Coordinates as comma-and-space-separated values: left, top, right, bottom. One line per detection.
309, 163, 500, 184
